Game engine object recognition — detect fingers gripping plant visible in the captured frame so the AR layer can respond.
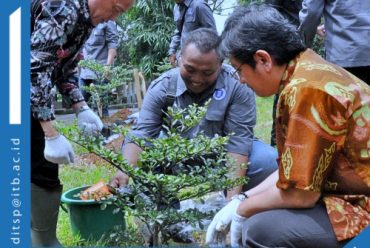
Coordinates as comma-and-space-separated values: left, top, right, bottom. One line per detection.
78, 60, 133, 118
59, 101, 247, 246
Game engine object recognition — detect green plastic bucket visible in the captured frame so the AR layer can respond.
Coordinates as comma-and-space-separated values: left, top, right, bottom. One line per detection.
61, 185, 125, 241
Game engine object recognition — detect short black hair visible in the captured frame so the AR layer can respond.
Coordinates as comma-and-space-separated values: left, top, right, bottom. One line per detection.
181, 28, 223, 61
219, 4, 305, 68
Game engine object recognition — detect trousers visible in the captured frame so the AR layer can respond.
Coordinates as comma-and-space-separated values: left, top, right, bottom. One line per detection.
31, 116, 60, 189
242, 204, 347, 248
245, 139, 278, 190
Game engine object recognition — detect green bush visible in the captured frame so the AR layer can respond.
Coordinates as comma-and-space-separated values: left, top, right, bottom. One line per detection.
59, 101, 247, 246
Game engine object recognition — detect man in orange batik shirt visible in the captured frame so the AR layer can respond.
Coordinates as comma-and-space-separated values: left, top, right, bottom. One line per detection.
206, 4, 369, 248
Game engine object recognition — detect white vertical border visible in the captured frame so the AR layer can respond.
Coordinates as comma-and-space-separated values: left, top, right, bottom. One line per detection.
9, 7, 21, 125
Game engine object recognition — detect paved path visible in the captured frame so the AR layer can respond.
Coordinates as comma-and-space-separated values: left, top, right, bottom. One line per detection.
55, 109, 121, 125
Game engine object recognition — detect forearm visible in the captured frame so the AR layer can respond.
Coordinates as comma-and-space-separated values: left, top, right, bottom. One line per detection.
39, 120, 59, 137
244, 169, 278, 197
122, 142, 143, 166
168, 30, 180, 55
299, 0, 324, 47
226, 152, 247, 200
71, 101, 89, 115
106, 48, 117, 65
238, 182, 321, 218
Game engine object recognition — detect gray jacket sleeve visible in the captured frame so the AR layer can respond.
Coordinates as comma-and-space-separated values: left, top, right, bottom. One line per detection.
168, 5, 181, 56
298, 0, 324, 47
224, 83, 256, 156
168, 2, 216, 55
196, 2, 216, 30
125, 77, 168, 144
105, 21, 119, 49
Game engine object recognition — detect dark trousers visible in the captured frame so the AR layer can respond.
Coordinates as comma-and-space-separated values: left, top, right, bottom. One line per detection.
242, 204, 348, 248
31, 116, 60, 189
344, 66, 370, 86
270, 94, 279, 147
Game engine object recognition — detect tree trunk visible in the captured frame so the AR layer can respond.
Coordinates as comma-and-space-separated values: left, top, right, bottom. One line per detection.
152, 223, 160, 246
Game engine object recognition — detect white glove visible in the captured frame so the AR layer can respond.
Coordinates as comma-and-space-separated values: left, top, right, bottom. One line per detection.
230, 213, 247, 247
44, 134, 75, 164
77, 108, 103, 134
206, 198, 242, 246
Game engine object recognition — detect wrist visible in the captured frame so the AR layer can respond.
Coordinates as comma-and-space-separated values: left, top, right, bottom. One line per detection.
44, 133, 61, 141
72, 101, 87, 112
40, 121, 59, 137
233, 212, 247, 222
231, 192, 249, 202
76, 105, 90, 116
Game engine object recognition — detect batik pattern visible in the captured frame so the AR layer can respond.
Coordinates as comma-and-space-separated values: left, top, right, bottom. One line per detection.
31, 0, 92, 120
276, 49, 370, 241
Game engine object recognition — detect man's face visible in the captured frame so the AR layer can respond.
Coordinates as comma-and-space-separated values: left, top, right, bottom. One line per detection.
88, 0, 134, 26
229, 55, 279, 97
179, 44, 221, 94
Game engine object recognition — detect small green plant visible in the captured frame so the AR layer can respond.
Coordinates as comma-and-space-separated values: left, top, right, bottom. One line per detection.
78, 60, 133, 118
58, 101, 247, 246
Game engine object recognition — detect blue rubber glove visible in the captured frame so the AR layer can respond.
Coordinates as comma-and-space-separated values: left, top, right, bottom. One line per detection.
44, 134, 75, 164
77, 107, 103, 134
230, 212, 247, 247
206, 198, 242, 246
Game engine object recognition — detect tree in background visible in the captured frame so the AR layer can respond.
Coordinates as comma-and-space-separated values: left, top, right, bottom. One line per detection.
115, 0, 175, 81
115, 0, 230, 82
238, 0, 263, 5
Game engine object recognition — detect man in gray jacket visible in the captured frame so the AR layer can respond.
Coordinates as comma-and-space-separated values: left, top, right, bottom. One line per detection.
79, 20, 119, 117
111, 28, 278, 244
299, 0, 370, 85
168, 0, 216, 67
111, 28, 277, 201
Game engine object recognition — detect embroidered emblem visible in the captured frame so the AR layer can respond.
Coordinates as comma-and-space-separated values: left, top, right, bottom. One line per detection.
213, 88, 226, 100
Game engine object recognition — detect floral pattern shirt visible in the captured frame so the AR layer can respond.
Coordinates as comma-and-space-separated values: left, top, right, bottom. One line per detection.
31, 0, 93, 120
276, 49, 370, 241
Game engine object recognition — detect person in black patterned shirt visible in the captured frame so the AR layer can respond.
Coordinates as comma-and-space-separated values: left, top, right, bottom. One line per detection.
30, 0, 134, 246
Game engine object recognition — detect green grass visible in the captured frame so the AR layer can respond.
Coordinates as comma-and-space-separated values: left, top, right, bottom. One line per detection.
57, 164, 116, 247
57, 96, 275, 246
254, 95, 274, 144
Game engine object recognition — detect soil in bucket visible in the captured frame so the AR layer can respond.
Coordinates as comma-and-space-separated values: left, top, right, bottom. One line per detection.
61, 185, 125, 241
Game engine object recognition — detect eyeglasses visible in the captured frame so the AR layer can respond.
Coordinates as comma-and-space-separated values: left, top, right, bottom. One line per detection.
232, 63, 243, 77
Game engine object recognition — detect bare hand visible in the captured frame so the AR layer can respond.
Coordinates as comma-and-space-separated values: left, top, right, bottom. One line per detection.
109, 170, 129, 188
169, 54, 177, 68
316, 24, 326, 38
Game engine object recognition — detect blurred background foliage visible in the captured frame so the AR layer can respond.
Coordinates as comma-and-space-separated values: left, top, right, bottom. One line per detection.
115, 0, 324, 81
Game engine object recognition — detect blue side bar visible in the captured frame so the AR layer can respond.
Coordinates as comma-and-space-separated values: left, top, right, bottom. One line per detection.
0, 1, 30, 247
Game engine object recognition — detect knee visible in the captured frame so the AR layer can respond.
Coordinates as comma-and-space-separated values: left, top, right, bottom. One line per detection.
242, 214, 280, 247
249, 140, 278, 172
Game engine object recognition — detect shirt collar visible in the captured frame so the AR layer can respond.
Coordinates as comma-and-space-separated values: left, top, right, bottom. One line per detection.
278, 52, 301, 93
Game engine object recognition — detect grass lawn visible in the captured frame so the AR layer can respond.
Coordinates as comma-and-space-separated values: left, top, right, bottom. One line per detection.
57, 95, 275, 246
254, 95, 274, 144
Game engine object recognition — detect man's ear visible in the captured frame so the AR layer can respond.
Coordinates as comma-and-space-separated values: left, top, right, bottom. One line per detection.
253, 50, 273, 71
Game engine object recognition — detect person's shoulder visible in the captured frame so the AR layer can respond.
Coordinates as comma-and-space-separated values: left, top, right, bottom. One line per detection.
220, 64, 241, 85
54, 0, 80, 14
148, 68, 179, 90
192, 0, 211, 9
40, 0, 80, 22
220, 64, 254, 94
